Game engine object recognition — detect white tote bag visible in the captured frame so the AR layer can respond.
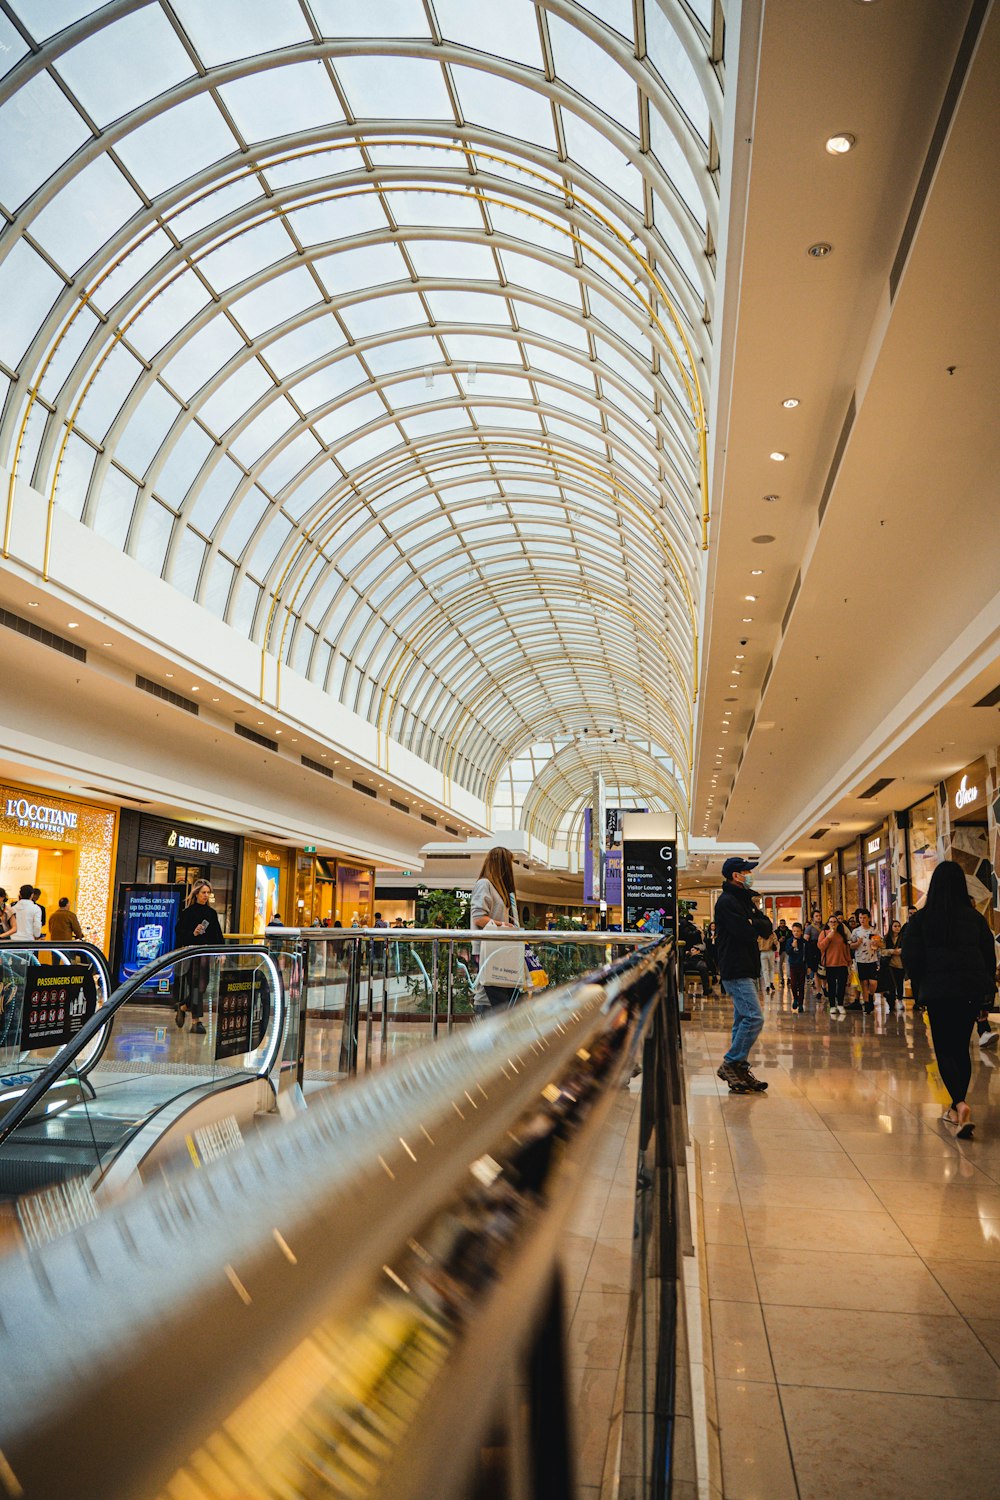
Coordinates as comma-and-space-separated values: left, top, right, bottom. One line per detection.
477, 921, 527, 989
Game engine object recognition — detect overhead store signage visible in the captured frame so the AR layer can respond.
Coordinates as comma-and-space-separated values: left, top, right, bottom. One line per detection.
166, 828, 221, 856
622, 839, 677, 936
4, 797, 78, 833
867, 837, 881, 855
823, 862, 833, 876
946, 758, 988, 819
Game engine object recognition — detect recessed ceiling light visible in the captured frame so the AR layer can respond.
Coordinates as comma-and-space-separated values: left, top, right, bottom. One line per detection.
67, 621, 79, 628
320, 753, 326, 758
742, 617, 753, 623
825, 133, 856, 155
102, 641, 112, 647
191, 686, 199, 692
781, 397, 800, 409
275, 729, 282, 735
744, 595, 757, 602
165, 672, 173, 678
27, 601, 39, 607
257, 720, 264, 725
212, 696, 220, 701
761, 496, 780, 506
769, 451, 787, 462
735, 653, 745, 659
807, 242, 833, 258
750, 569, 763, 576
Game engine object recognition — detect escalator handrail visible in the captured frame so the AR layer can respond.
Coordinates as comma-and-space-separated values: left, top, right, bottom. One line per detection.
0, 941, 113, 1077
0, 943, 284, 1149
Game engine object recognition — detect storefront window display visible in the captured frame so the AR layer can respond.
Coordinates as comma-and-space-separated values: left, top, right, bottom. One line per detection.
862, 824, 892, 931
117, 812, 241, 934
0, 784, 116, 948
906, 794, 938, 908
820, 858, 837, 919
338, 863, 373, 927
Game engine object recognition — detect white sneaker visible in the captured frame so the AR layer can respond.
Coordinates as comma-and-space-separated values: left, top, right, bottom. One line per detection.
979, 1029, 998, 1048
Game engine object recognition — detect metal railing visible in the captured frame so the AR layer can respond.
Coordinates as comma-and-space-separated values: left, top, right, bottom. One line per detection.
257, 926, 653, 1090
0, 937, 693, 1500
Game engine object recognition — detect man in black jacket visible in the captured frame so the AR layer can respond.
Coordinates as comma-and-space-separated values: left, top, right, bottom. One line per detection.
714, 857, 773, 1093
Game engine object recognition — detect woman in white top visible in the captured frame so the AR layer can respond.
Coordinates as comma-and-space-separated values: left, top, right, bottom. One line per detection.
470, 848, 521, 1018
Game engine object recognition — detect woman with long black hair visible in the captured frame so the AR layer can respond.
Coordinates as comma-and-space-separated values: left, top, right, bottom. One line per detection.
902, 860, 996, 1138
175, 878, 225, 1035
470, 847, 521, 1018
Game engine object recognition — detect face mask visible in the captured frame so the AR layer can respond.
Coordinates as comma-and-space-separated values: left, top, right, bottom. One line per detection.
744, 873, 754, 888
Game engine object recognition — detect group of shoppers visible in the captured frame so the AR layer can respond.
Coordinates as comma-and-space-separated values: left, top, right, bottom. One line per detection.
0, 887, 83, 941
712, 858, 998, 1139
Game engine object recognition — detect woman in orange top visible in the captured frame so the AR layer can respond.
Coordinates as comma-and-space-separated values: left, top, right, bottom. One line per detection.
819, 914, 852, 1017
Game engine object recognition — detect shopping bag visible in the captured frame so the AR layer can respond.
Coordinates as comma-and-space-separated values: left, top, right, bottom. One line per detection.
848, 964, 860, 990
478, 923, 526, 989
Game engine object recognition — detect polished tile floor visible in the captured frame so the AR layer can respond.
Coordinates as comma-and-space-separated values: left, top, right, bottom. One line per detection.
688, 982, 1000, 1500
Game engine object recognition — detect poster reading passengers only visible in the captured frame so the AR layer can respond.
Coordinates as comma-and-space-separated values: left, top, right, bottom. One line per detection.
20, 966, 95, 1052
215, 969, 269, 1061
622, 840, 677, 937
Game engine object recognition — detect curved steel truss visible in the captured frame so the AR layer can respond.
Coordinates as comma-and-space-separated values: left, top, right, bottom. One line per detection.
0, 0, 722, 853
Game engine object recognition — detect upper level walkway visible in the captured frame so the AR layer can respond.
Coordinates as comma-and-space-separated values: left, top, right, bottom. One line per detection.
685, 986, 1000, 1500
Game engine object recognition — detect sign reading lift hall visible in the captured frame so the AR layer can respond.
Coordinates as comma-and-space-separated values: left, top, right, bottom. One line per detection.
621, 812, 677, 939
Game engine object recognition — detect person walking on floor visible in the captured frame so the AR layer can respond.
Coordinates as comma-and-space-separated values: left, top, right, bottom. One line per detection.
784, 923, 809, 1012
6, 884, 42, 940
879, 918, 906, 1014
758, 923, 778, 995
819, 913, 852, 1017
175, 879, 224, 1035
774, 918, 791, 988
803, 909, 823, 998
715, 858, 772, 1093
902, 859, 997, 1139
850, 909, 881, 1014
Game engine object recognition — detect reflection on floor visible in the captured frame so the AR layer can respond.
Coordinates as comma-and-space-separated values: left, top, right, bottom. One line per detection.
688, 983, 1000, 1500
563, 1082, 641, 1499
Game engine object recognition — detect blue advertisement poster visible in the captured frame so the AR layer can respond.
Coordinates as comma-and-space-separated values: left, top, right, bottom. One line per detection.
116, 884, 185, 990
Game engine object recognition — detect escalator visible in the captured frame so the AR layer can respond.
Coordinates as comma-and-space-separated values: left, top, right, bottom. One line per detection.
0, 941, 285, 1201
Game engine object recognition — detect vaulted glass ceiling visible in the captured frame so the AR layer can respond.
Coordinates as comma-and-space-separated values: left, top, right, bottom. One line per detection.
0, 0, 723, 851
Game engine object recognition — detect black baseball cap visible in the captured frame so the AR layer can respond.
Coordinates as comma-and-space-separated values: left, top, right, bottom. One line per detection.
722, 857, 758, 879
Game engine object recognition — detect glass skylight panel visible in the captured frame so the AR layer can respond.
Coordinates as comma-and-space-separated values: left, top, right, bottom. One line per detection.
283, 463, 336, 520
457, 371, 531, 401
339, 291, 426, 340
230, 396, 297, 466
264, 316, 346, 378
317, 242, 410, 298
198, 219, 296, 294
219, 485, 269, 555
0, 71, 90, 210
264, 145, 368, 189
257, 429, 323, 494
172, 527, 207, 597
128, 270, 211, 360
170, 0, 310, 66
133, 498, 176, 574
338, 424, 404, 472
487, 202, 569, 259
434, 0, 544, 68
426, 288, 509, 325
451, 66, 556, 152
315, 389, 387, 446
77, 343, 143, 438
406, 240, 499, 282
30, 155, 142, 275
0, 12, 28, 76
362, 333, 442, 376
644, 4, 711, 143
546, 415, 604, 453
219, 63, 345, 143
54, 433, 96, 520
335, 55, 454, 121
187, 454, 242, 534
587, 285, 646, 350
89, 227, 173, 316
55, 6, 193, 128
290, 355, 366, 412
472, 404, 541, 432
501, 248, 582, 307
400, 409, 473, 439
115, 93, 239, 198
384, 187, 485, 231
247, 507, 293, 578
288, 193, 389, 247
649, 196, 702, 292
231, 575, 262, 633
311, 0, 431, 37
198, 359, 274, 434
526, 344, 594, 390
648, 107, 707, 227
162, 316, 246, 400
442, 333, 522, 366
155, 421, 215, 509
595, 336, 648, 390
579, 0, 635, 38
0, 239, 63, 369
167, 174, 262, 241
92, 464, 138, 548
536, 384, 600, 423
513, 300, 590, 351
547, 14, 639, 135
115, 382, 181, 476
383, 373, 448, 408
231, 266, 320, 338
560, 111, 644, 211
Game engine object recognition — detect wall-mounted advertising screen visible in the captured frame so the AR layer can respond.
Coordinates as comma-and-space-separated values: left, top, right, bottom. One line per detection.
115, 884, 185, 990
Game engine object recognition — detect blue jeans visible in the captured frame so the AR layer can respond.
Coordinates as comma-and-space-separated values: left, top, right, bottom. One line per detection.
722, 977, 764, 1064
